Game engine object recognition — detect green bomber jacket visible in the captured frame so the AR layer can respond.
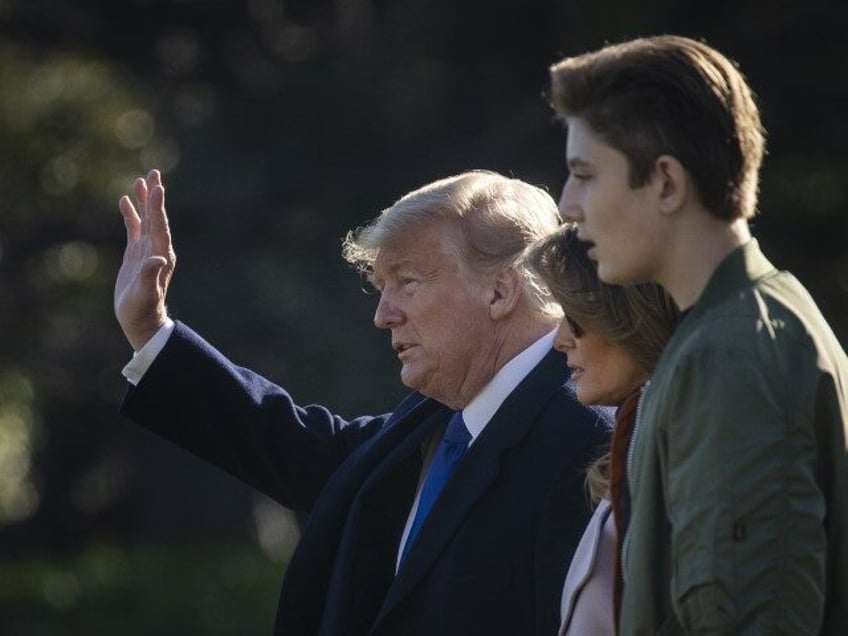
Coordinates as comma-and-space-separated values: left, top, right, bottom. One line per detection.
620, 240, 848, 635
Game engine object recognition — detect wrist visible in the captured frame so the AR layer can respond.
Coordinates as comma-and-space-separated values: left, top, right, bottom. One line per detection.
126, 313, 170, 352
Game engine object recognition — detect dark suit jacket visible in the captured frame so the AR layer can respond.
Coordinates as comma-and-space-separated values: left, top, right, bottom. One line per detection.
121, 322, 612, 636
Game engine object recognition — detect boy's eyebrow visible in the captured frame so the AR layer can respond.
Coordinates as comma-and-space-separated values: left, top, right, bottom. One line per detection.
567, 156, 592, 170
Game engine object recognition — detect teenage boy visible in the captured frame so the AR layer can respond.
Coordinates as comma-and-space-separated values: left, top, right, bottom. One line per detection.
550, 34, 847, 634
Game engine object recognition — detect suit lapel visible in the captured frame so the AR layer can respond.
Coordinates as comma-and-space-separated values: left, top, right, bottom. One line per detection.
374, 349, 570, 628
317, 401, 452, 636
276, 393, 444, 636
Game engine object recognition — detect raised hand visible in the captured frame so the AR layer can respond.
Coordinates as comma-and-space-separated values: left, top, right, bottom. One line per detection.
114, 169, 177, 351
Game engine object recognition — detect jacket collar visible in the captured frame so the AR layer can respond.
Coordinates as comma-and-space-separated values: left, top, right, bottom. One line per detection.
371, 348, 569, 629
684, 239, 776, 326
665, 239, 777, 354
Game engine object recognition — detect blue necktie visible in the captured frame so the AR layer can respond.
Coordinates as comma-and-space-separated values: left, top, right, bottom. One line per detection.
401, 411, 471, 563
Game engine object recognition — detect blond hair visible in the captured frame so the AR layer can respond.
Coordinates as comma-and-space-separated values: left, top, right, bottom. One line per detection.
342, 170, 563, 319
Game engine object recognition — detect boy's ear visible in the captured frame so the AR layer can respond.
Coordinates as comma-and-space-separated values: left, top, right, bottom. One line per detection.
653, 154, 688, 215
489, 267, 522, 320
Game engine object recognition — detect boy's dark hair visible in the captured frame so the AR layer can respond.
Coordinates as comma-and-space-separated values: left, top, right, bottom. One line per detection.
550, 35, 765, 220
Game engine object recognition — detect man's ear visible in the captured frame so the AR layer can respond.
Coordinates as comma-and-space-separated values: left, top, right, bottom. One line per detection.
653, 155, 689, 216
489, 267, 522, 320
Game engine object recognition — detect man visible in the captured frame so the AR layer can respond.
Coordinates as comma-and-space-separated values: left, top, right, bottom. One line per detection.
115, 168, 612, 636
550, 35, 848, 634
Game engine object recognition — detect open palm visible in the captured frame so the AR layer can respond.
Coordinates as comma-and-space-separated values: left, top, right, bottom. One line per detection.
114, 169, 176, 351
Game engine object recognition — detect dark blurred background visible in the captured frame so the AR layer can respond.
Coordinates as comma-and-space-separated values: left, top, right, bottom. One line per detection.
0, 0, 845, 633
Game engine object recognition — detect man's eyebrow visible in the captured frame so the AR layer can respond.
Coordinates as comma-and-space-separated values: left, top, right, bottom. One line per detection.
374, 257, 417, 275
365, 260, 407, 286
567, 156, 592, 170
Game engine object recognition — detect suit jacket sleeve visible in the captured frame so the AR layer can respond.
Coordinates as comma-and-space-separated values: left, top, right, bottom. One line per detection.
120, 321, 390, 511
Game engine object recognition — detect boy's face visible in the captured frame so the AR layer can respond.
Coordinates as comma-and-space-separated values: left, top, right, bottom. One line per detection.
558, 117, 665, 285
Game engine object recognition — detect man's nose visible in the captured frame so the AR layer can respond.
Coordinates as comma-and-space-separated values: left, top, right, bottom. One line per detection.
374, 291, 404, 329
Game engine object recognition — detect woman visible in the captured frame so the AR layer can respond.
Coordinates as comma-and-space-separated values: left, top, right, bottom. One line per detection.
528, 225, 678, 634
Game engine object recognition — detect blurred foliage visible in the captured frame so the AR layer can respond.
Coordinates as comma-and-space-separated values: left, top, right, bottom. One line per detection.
0, 41, 169, 528
0, 0, 845, 634
0, 370, 37, 523
0, 542, 281, 635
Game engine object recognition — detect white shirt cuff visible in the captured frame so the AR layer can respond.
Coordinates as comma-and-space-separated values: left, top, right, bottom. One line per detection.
121, 319, 176, 386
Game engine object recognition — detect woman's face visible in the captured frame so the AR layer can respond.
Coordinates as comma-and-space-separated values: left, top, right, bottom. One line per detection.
553, 316, 648, 406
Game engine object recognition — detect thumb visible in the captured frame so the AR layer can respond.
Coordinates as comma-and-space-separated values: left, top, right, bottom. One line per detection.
140, 256, 168, 284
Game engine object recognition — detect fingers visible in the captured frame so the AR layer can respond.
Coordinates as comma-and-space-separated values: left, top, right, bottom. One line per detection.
133, 170, 161, 232
147, 180, 173, 258
146, 171, 163, 226
143, 170, 162, 220
115, 169, 174, 351
133, 176, 148, 215
125, 168, 168, 242
146, 169, 162, 189
118, 195, 141, 241
149, 182, 166, 215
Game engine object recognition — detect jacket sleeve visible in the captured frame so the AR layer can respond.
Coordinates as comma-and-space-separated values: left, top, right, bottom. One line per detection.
660, 346, 826, 634
120, 321, 390, 512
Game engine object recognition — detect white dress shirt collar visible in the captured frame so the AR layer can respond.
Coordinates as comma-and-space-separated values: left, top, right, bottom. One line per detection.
395, 328, 557, 570
462, 329, 556, 443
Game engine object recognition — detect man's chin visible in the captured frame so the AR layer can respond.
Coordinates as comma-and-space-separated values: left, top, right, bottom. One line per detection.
400, 368, 437, 399
399, 368, 422, 391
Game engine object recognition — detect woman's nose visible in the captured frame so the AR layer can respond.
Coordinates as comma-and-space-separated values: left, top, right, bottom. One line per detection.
553, 319, 576, 353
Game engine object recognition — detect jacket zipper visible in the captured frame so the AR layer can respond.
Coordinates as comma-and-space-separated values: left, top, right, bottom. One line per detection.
621, 380, 650, 585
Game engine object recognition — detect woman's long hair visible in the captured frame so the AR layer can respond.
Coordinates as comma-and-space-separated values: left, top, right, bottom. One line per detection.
527, 224, 679, 500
